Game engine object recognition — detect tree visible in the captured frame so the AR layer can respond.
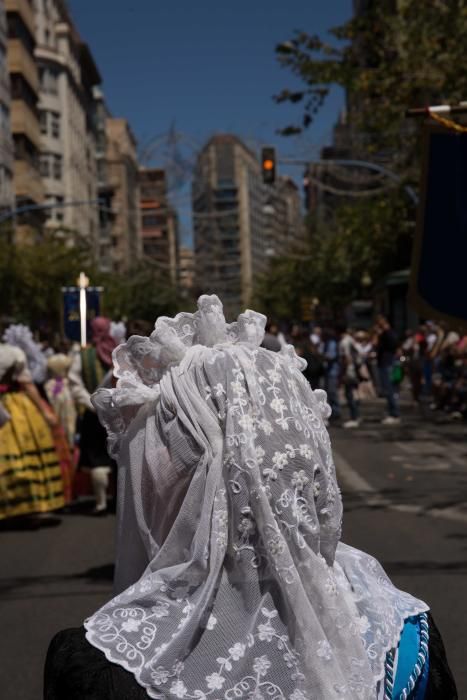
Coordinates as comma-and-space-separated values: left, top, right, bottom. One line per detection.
267, 1, 467, 318
97, 260, 182, 323
254, 189, 412, 321
0, 235, 92, 330
275, 0, 467, 175
0, 233, 183, 333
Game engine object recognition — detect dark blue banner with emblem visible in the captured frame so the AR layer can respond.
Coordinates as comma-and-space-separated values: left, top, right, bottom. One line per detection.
410, 124, 467, 328
62, 288, 101, 342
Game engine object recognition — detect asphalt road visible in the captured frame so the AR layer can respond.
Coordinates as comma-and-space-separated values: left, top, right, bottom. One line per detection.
0, 398, 465, 699
332, 397, 467, 698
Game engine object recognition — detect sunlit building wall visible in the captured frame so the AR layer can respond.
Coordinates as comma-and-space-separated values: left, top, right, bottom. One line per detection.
139, 167, 179, 286
106, 117, 140, 273
5, 0, 44, 241
34, 0, 100, 250
0, 1, 14, 214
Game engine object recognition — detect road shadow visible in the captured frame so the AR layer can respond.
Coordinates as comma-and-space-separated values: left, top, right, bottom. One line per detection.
0, 563, 115, 599
382, 559, 467, 575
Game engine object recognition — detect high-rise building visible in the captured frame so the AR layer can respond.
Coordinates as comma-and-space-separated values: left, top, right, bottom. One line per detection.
92, 86, 114, 273
6, 0, 44, 241
139, 168, 178, 286
178, 246, 195, 298
0, 1, 14, 214
106, 117, 140, 273
34, 0, 100, 248
277, 176, 306, 253
192, 134, 266, 319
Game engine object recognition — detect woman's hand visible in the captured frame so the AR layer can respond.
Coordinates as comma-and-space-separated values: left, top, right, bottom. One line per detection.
44, 411, 58, 428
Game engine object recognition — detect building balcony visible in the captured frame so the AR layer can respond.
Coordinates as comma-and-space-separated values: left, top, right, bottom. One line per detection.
0, 132, 14, 162
14, 158, 44, 204
7, 38, 40, 95
10, 99, 41, 148
0, 75, 11, 107
5, 0, 36, 39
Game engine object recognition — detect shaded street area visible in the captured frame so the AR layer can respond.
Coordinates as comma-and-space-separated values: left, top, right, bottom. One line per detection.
0, 397, 465, 699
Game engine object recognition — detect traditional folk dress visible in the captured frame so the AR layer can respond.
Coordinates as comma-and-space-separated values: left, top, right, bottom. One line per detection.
44, 297, 457, 699
0, 344, 65, 519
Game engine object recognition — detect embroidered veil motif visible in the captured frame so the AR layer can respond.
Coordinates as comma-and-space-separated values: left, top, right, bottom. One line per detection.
86, 295, 428, 699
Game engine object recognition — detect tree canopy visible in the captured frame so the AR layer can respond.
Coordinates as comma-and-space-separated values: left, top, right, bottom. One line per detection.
275, 0, 467, 173
0, 232, 182, 334
255, 0, 467, 320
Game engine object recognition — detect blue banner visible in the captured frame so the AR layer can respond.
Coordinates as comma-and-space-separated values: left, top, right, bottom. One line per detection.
62, 288, 101, 342
410, 125, 467, 326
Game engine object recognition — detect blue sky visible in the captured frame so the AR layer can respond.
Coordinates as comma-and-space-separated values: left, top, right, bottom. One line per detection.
69, 0, 352, 241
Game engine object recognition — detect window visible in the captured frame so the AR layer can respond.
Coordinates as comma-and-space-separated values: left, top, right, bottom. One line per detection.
51, 112, 60, 138
55, 195, 64, 221
40, 110, 47, 134
142, 214, 162, 229
40, 153, 50, 177
10, 74, 37, 112
39, 67, 58, 95
7, 15, 34, 55
53, 154, 62, 179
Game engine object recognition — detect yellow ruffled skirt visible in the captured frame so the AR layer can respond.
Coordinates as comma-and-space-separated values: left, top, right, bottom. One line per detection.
0, 391, 65, 519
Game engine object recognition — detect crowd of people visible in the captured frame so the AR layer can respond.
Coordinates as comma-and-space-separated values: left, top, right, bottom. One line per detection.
265, 316, 467, 429
1, 312, 465, 524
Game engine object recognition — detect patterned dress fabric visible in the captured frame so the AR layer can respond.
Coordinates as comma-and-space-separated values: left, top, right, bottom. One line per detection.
0, 344, 65, 519
84, 295, 429, 699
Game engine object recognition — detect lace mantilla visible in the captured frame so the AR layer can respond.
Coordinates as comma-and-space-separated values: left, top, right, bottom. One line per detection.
86, 295, 428, 700
93, 295, 305, 457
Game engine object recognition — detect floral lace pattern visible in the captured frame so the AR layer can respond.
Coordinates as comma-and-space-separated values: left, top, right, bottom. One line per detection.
86, 295, 428, 699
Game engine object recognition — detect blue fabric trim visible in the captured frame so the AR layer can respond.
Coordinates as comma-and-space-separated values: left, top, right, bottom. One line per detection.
386, 612, 429, 699
413, 651, 429, 699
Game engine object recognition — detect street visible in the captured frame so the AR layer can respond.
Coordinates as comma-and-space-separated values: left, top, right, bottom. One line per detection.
0, 399, 466, 700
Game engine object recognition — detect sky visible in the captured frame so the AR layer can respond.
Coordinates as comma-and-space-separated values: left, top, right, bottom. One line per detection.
69, 0, 352, 242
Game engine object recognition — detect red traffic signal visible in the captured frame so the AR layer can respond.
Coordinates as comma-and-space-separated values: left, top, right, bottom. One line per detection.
261, 147, 276, 185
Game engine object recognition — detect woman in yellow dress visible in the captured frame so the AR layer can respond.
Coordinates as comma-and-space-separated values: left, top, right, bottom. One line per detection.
0, 343, 65, 520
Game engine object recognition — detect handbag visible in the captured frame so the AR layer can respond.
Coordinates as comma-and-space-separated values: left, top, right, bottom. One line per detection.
390, 362, 404, 385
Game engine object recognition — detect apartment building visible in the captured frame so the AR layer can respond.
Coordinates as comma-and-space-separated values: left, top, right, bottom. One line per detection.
34, 0, 100, 249
6, 0, 44, 240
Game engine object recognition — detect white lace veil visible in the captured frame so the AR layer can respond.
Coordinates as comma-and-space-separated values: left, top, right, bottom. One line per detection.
85, 295, 428, 699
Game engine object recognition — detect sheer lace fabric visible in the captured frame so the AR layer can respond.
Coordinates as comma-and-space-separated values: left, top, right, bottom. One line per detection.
86, 295, 428, 699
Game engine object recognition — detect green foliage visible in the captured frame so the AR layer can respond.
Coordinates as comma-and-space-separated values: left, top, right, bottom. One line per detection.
0, 235, 92, 328
276, 0, 467, 172
97, 261, 182, 323
254, 189, 412, 319
0, 234, 182, 331
264, 1, 467, 318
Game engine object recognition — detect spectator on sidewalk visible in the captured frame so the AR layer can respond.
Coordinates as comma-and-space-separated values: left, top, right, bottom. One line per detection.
376, 315, 400, 425
297, 332, 325, 390
339, 325, 361, 429
354, 330, 377, 401
322, 327, 341, 422
402, 328, 425, 404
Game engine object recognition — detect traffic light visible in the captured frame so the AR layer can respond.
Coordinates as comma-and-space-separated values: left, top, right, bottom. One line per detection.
261, 147, 276, 185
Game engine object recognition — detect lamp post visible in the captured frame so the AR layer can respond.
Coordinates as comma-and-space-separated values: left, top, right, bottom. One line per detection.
78, 272, 90, 347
